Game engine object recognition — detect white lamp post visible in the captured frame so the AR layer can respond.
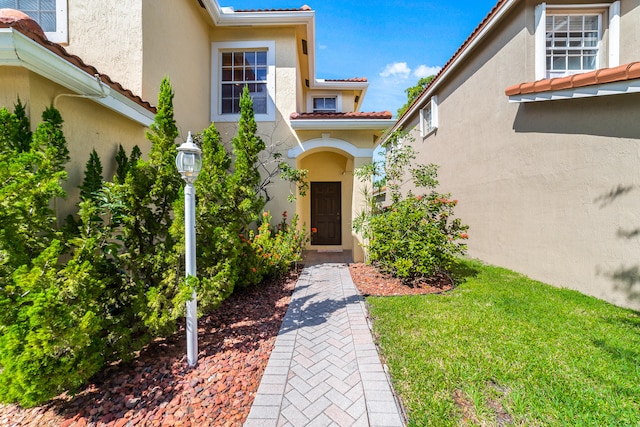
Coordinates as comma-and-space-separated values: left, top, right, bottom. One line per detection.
175, 131, 202, 367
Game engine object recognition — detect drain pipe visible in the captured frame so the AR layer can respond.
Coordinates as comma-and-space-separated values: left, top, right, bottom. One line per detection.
53, 74, 108, 108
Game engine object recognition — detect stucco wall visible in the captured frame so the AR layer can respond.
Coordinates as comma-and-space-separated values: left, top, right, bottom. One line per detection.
400, 0, 640, 309
66, 0, 143, 94
0, 69, 149, 220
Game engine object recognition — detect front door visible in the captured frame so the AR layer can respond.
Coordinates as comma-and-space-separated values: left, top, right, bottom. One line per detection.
311, 182, 341, 245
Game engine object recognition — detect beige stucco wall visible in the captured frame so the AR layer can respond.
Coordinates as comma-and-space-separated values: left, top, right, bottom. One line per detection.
66, 0, 143, 94
398, 0, 640, 309
0, 68, 149, 220
66, 0, 212, 137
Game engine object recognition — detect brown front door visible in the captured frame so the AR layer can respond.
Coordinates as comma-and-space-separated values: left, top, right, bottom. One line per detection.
311, 182, 341, 245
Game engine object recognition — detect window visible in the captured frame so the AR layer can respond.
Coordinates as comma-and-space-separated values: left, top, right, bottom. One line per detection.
312, 97, 337, 113
0, 0, 67, 43
221, 50, 268, 114
211, 41, 275, 122
535, 2, 620, 80
546, 14, 600, 77
420, 96, 438, 137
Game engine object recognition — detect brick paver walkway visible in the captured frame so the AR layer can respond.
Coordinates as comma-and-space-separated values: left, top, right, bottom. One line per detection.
244, 262, 405, 427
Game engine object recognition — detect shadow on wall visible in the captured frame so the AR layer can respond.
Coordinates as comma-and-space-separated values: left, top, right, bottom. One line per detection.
512, 93, 640, 139
593, 185, 640, 304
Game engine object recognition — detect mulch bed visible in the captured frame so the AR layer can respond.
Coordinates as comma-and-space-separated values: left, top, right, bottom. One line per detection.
348, 263, 453, 296
0, 268, 299, 427
0, 262, 448, 426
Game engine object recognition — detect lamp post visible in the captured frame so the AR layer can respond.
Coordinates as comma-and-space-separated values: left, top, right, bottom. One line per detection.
175, 131, 202, 367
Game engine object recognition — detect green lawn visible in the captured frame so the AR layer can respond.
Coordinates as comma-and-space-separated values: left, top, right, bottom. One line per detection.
367, 259, 640, 426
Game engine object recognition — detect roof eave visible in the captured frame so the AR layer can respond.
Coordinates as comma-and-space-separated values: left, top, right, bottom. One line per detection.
390, 0, 519, 133
508, 79, 640, 102
0, 28, 154, 126
290, 119, 395, 131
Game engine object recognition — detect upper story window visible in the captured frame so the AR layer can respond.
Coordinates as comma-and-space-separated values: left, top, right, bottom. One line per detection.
211, 41, 275, 122
312, 97, 337, 113
535, 2, 620, 80
546, 14, 600, 77
0, 0, 68, 43
420, 95, 438, 138
221, 50, 267, 114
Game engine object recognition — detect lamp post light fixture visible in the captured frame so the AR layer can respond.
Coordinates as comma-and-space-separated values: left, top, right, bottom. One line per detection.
176, 131, 202, 367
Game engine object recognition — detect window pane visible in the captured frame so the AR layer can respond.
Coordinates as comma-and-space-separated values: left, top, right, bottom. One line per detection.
256, 51, 267, 65
221, 99, 233, 114
233, 69, 243, 82
38, 11, 55, 31
552, 56, 566, 70
0, 1, 16, 9
568, 56, 581, 70
583, 55, 596, 70
221, 84, 232, 97
233, 52, 244, 65
584, 15, 598, 31
222, 53, 232, 66
325, 98, 336, 110
221, 68, 232, 82
42, 0, 55, 8
253, 98, 267, 114
17, 0, 38, 9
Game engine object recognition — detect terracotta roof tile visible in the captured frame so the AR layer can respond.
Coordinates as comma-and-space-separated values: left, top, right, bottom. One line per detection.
505, 62, 640, 96
398, 0, 510, 119
0, 9, 155, 114
290, 111, 392, 120
323, 78, 368, 83
235, 5, 312, 12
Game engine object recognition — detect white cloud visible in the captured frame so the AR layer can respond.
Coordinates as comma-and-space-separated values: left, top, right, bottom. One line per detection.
379, 62, 411, 79
413, 65, 442, 78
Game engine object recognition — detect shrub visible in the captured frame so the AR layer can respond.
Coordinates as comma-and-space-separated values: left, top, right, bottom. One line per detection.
367, 194, 468, 279
354, 131, 469, 281
249, 211, 308, 280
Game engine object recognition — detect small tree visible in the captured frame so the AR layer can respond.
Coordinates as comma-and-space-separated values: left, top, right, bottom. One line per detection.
79, 149, 103, 201
12, 98, 32, 153
229, 85, 266, 230
397, 75, 435, 118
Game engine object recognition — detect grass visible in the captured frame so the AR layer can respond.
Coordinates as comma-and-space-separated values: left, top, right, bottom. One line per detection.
367, 259, 640, 426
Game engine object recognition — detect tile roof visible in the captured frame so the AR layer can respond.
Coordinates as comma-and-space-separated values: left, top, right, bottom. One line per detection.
323, 78, 368, 83
235, 5, 312, 12
505, 62, 640, 96
397, 0, 510, 121
290, 111, 392, 120
0, 9, 155, 114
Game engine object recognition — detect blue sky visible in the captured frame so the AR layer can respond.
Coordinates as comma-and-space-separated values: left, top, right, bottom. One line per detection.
225, 0, 499, 116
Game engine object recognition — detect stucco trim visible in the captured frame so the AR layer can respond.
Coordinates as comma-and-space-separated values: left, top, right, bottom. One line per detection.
288, 138, 374, 159
0, 28, 154, 126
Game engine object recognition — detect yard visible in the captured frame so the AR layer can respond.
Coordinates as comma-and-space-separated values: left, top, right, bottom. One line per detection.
363, 259, 640, 426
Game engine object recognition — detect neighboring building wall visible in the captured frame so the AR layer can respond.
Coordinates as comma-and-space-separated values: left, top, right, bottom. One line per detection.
401, 0, 640, 309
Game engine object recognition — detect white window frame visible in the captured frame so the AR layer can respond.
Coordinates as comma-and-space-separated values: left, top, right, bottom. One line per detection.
535, 2, 620, 80
1, 0, 67, 43
306, 93, 342, 113
419, 95, 438, 138
211, 40, 276, 123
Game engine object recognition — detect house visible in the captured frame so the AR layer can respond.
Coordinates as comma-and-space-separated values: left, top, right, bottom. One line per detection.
383, 0, 640, 309
0, 1, 394, 261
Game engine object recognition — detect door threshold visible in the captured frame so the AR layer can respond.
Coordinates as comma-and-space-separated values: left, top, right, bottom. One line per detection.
317, 249, 343, 253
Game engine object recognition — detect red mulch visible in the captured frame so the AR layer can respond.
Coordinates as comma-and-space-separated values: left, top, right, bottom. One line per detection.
0, 262, 448, 426
348, 263, 453, 296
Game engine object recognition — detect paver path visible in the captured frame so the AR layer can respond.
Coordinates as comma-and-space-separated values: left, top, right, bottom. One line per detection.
244, 263, 405, 427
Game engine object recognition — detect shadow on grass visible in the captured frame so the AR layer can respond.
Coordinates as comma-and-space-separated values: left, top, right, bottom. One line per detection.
449, 258, 481, 286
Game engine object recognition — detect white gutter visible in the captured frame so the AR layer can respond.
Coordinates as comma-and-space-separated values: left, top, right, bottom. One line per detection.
390, 0, 520, 135
508, 79, 640, 102
0, 28, 154, 126
290, 119, 395, 131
